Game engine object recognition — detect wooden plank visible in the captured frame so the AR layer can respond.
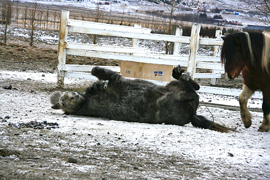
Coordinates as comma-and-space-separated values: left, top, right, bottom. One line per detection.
199, 38, 223, 46
68, 26, 223, 46
66, 42, 149, 54
200, 102, 262, 112
68, 26, 191, 43
120, 61, 173, 82
66, 49, 188, 66
197, 62, 224, 71
127, 53, 190, 61
65, 71, 98, 81
66, 49, 224, 70
64, 64, 120, 72
198, 86, 262, 99
138, 54, 220, 62
193, 73, 221, 79
116, 53, 221, 62
68, 19, 152, 34
191, 56, 220, 62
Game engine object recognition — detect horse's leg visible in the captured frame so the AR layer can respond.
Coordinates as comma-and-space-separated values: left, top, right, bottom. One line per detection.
171, 65, 200, 90
239, 84, 254, 128
259, 94, 270, 132
85, 81, 108, 95
91, 67, 121, 82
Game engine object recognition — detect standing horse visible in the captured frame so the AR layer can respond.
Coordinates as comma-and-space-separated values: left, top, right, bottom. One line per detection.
221, 31, 270, 132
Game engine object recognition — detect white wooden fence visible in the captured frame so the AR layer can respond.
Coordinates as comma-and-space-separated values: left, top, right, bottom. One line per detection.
57, 10, 262, 99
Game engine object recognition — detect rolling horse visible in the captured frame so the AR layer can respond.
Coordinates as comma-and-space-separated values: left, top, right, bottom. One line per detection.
50, 66, 229, 132
221, 31, 270, 132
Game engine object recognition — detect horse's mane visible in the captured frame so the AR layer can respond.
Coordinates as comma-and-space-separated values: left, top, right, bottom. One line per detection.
262, 32, 270, 73
221, 32, 267, 71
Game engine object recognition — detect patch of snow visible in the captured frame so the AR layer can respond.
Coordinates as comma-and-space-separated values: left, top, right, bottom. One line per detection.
0, 70, 96, 84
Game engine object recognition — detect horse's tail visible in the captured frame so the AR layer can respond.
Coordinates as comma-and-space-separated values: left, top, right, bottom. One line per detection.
191, 115, 229, 133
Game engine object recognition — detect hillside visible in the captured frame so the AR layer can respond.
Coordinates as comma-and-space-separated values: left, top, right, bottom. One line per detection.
19, 0, 264, 27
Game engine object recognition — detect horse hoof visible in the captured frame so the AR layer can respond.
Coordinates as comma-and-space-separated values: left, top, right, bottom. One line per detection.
175, 65, 184, 74
243, 121, 251, 128
172, 65, 185, 79
241, 112, 252, 129
258, 128, 269, 132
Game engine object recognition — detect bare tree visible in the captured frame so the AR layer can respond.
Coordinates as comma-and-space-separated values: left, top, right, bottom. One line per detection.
38, 10, 44, 29
244, 0, 270, 25
24, 6, 28, 28
15, 1, 19, 26
164, 0, 178, 54
1, 0, 12, 44
53, 11, 57, 30
91, 1, 104, 44
29, 2, 38, 46
46, 9, 49, 30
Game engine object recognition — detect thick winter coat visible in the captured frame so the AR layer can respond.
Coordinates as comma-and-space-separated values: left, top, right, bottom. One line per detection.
50, 66, 228, 132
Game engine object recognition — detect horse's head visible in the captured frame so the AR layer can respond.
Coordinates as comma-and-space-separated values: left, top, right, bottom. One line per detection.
50, 91, 85, 114
221, 33, 253, 80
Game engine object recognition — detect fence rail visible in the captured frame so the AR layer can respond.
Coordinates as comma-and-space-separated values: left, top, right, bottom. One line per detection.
57, 10, 262, 100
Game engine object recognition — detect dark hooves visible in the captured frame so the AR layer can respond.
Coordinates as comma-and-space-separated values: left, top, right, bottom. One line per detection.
258, 128, 269, 132
91, 66, 101, 76
172, 65, 185, 80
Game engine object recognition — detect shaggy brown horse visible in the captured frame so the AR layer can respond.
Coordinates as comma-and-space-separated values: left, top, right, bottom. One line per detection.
221, 31, 270, 132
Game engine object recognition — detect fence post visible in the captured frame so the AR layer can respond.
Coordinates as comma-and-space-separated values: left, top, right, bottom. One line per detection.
132, 24, 140, 47
211, 29, 222, 85
187, 24, 201, 79
57, 10, 69, 88
172, 25, 183, 55
213, 30, 222, 57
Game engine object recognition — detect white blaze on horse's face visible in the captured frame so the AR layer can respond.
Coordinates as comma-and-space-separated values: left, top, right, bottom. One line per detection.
224, 57, 245, 80
225, 72, 236, 80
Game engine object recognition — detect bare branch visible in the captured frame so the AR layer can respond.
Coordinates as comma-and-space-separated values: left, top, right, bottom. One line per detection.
244, 0, 270, 25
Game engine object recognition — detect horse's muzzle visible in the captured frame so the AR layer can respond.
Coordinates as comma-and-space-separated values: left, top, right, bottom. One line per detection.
226, 73, 236, 80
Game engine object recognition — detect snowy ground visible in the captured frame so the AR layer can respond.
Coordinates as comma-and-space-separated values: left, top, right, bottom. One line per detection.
1, 70, 270, 179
